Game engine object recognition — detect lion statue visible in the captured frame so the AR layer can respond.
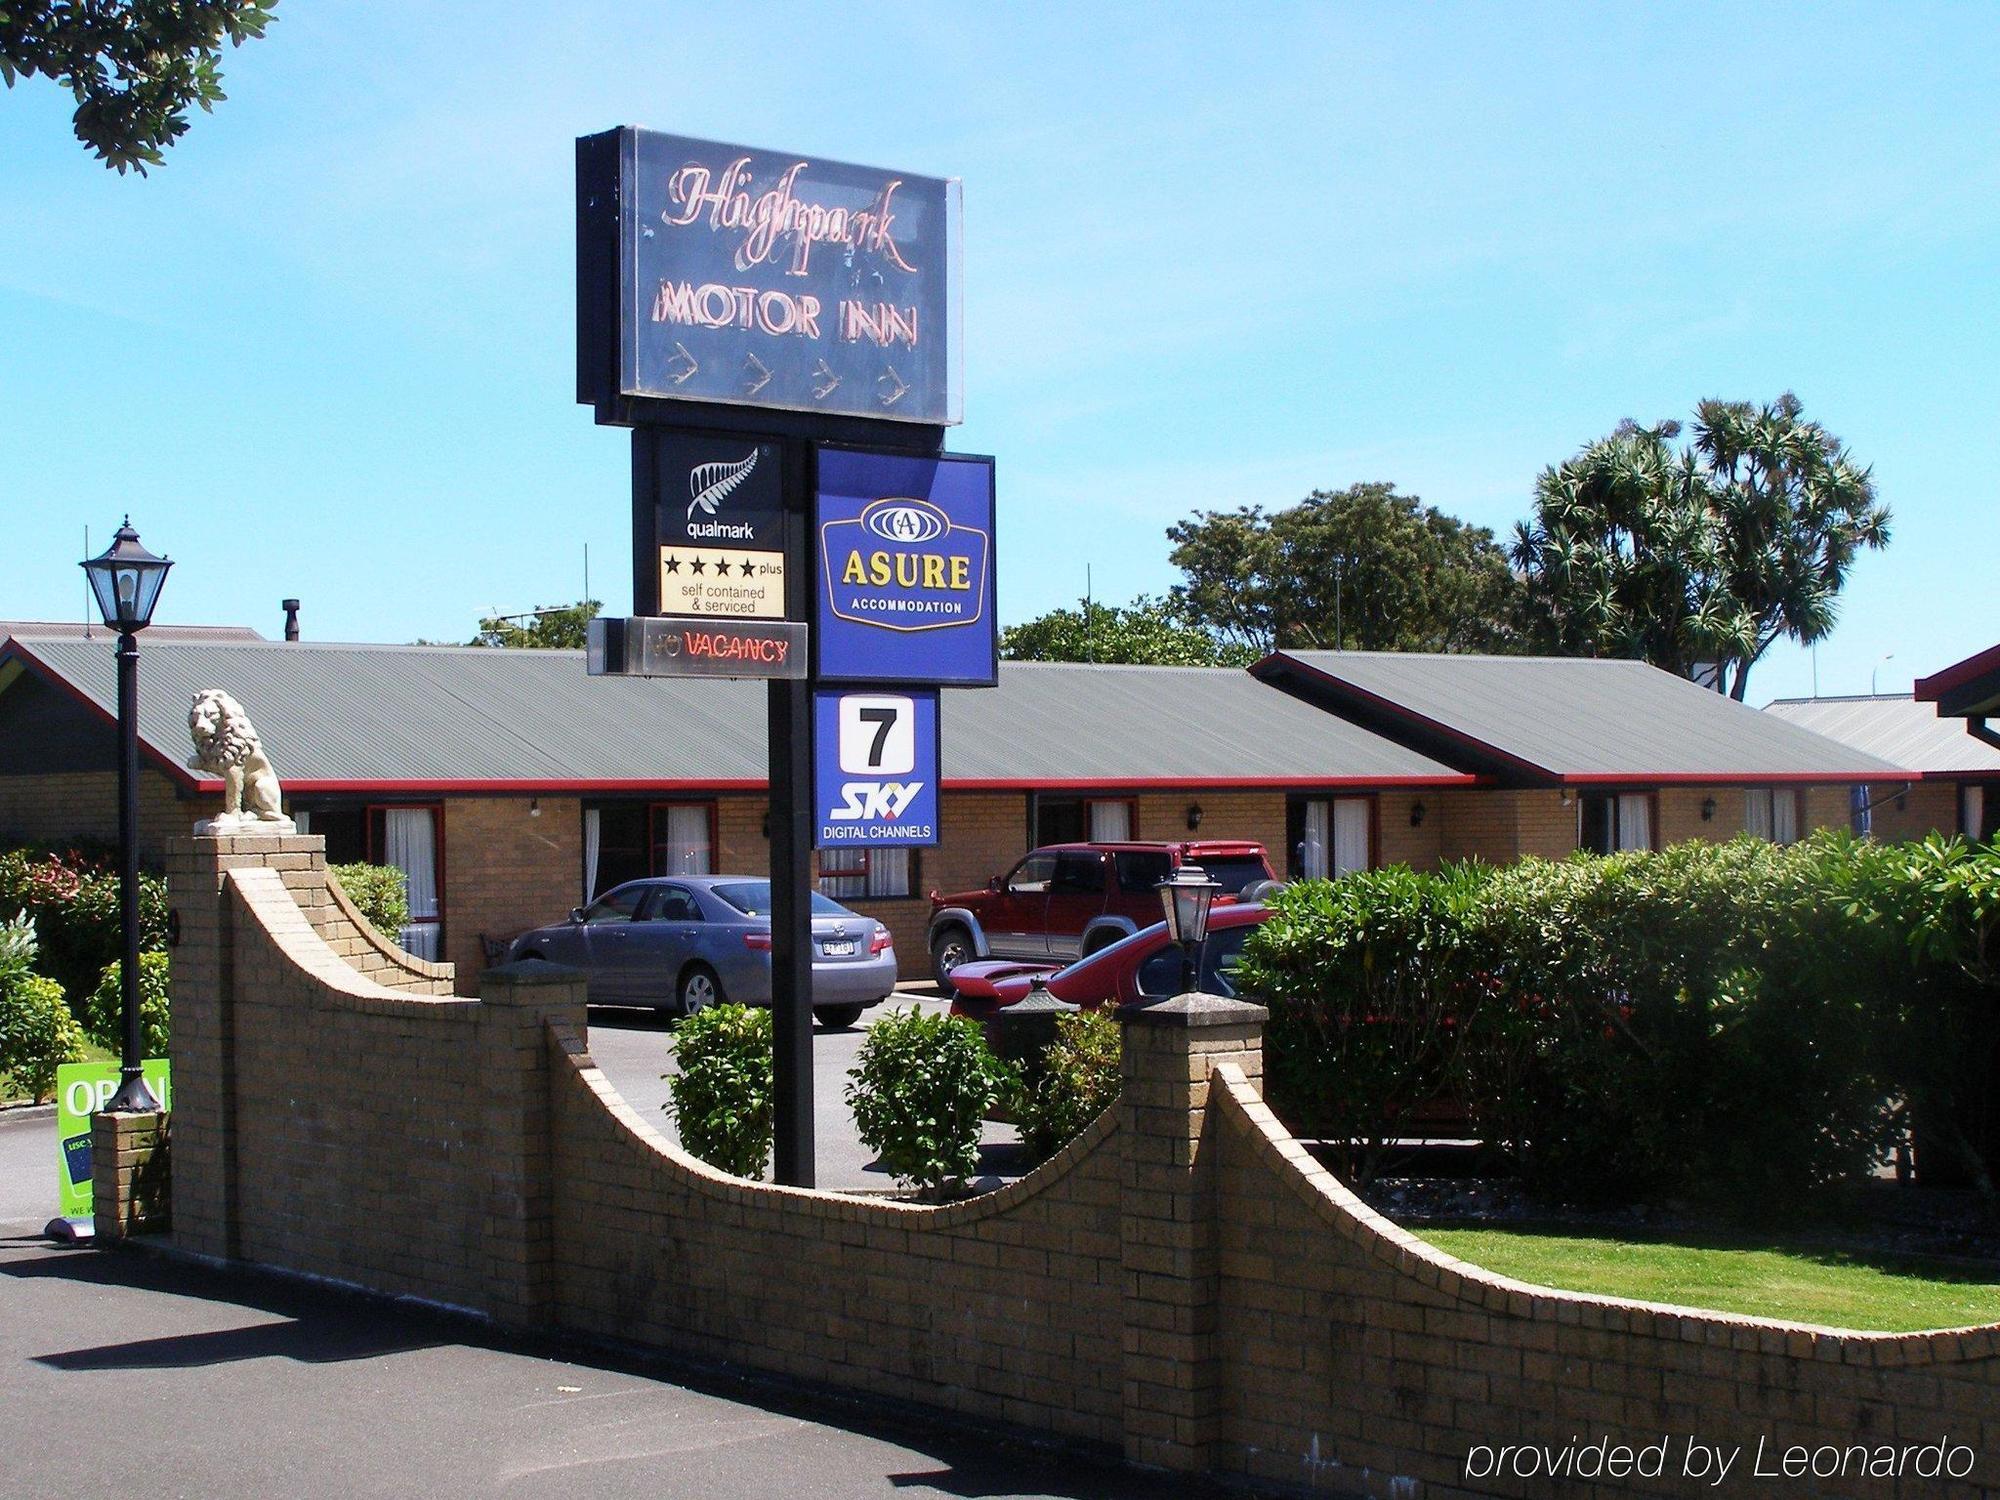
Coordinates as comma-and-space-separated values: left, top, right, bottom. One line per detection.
187, 689, 294, 835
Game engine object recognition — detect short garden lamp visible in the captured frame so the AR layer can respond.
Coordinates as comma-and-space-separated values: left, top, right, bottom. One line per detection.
81, 519, 171, 1113
1155, 863, 1221, 993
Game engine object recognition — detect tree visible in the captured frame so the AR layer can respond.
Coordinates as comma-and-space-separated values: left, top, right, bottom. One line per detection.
1166, 483, 1526, 656
1000, 595, 1255, 667
1514, 395, 1888, 699
2, 0, 276, 174
467, 600, 601, 650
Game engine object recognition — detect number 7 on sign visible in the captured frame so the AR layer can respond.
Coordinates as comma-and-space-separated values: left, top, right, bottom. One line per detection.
837, 696, 916, 775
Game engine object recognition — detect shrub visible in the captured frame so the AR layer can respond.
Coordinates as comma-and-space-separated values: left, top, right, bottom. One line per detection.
0, 909, 36, 978
1014, 1010, 1121, 1165
0, 848, 166, 1008
665, 1004, 773, 1179
1, 971, 86, 1103
84, 951, 171, 1060
1241, 864, 1495, 1186
329, 862, 410, 940
846, 1007, 1011, 1198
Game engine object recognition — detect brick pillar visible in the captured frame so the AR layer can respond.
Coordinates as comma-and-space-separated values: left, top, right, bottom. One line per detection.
91, 1109, 170, 1240
1116, 991, 1267, 1474
475, 959, 587, 1326
164, 832, 327, 1261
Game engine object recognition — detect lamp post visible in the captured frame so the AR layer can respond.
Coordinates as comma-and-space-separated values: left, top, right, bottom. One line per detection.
1154, 863, 1222, 994
80, 519, 172, 1113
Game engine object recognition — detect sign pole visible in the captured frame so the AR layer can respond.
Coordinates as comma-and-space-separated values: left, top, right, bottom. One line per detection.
770, 441, 815, 1186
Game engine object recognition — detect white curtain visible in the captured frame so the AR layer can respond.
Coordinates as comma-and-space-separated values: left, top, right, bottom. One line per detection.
1770, 790, 1799, 845
1087, 800, 1131, 841
663, 804, 712, 874
1298, 800, 1330, 879
385, 807, 440, 958
1332, 798, 1370, 875
1615, 794, 1651, 851
1744, 789, 1773, 841
867, 846, 911, 897
583, 808, 602, 900
1966, 785, 1986, 840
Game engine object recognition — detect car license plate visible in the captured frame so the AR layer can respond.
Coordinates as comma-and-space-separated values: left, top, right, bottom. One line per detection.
821, 939, 856, 956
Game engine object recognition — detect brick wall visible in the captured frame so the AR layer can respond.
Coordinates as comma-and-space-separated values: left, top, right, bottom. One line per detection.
0, 767, 213, 860
441, 796, 583, 993
1869, 780, 1959, 843
162, 835, 2000, 1494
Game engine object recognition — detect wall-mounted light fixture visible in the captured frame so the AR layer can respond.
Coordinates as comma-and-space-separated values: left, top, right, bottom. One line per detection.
529, 797, 542, 819
1700, 797, 1716, 822
1409, 801, 1426, 828
1185, 803, 1203, 832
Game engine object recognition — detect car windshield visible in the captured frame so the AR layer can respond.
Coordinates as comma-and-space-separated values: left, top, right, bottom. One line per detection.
710, 881, 849, 919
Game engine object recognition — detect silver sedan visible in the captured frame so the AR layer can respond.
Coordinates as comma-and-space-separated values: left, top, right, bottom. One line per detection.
506, 876, 897, 1028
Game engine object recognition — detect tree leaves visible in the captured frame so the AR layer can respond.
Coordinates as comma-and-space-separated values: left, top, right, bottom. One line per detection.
1, 1, 278, 174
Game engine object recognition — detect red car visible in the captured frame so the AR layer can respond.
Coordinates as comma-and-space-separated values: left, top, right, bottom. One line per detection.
927, 839, 1276, 987
946, 901, 1273, 1019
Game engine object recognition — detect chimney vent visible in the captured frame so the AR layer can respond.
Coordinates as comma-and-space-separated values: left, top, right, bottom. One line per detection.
282, 599, 301, 642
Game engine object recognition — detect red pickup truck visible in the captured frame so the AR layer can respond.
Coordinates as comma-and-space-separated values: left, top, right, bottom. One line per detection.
926, 839, 1276, 989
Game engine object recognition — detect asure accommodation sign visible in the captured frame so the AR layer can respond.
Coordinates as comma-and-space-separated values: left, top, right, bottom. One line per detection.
578, 127, 962, 425
815, 448, 997, 686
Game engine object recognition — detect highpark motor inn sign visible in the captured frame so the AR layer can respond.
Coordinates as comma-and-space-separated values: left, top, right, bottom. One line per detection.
577, 128, 963, 426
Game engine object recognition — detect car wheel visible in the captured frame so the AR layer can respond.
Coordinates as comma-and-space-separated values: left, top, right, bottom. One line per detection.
677, 963, 724, 1018
930, 926, 972, 990
814, 1003, 865, 1030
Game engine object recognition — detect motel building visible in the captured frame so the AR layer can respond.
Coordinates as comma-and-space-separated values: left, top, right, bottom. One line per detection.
0, 624, 1922, 993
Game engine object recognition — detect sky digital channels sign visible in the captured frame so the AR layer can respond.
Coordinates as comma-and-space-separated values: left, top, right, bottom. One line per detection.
815, 448, 996, 686
579, 127, 962, 425
814, 690, 939, 849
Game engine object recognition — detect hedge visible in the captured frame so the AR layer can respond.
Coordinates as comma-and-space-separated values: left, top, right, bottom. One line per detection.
1241, 833, 1999, 1209
329, 862, 410, 942
0, 847, 167, 1009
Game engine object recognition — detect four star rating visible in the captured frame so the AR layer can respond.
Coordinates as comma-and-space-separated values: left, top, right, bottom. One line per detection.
658, 546, 785, 619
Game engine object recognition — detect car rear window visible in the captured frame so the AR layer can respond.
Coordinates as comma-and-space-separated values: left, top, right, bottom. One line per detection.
712, 881, 848, 918
1198, 856, 1271, 895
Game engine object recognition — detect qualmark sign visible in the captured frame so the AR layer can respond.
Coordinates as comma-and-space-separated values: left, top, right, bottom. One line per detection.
578, 128, 962, 425
646, 432, 787, 619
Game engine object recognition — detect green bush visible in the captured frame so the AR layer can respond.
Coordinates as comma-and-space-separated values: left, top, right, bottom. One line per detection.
666, 1004, 774, 1179
329, 862, 410, 940
0, 848, 167, 1009
1014, 1010, 1121, 1165
1244, 833, 1996, 1211
1242, 864, 1494, 1186
1, 971, 86, 1103
84, 951, 171, 1060
846, 1008, 1011, 1198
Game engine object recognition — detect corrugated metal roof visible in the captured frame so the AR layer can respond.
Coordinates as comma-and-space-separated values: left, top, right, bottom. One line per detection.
1764, 695, 2000, 775
1254, 650, 1902, 781
6, 639, 1468, 789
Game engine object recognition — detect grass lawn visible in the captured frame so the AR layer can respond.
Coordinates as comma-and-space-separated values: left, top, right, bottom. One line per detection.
0, 1036, 115, 1106
1418, 1224, 2000, 1333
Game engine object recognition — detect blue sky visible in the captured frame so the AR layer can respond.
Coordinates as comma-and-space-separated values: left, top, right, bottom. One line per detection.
3, 3, 1995, 703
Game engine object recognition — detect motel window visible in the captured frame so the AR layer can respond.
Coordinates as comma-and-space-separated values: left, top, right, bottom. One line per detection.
1965, 784, 2000, 843
1578, 792, 1653, 854
816, 846, 917, 901
1033, 795, 1136, 846
1744, 788, 1803, 845
582, 800, 718, 901
1286, 796, 1373, 880
293, 802, 442, 959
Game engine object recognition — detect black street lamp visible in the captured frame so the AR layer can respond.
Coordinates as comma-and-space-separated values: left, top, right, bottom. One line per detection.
1154, 863, 1222, 993
80, 519, 172, 1113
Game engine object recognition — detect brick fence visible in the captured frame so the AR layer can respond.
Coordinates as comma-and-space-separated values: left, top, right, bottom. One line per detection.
132, 833, 2000, 1496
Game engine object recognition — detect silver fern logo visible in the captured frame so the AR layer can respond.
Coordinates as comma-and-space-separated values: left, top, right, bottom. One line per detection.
688, 450, 759, 520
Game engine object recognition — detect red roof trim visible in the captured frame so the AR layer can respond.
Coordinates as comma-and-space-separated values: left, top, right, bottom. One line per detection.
0, 640, 205, 792
945, 774, 1481, 791
282, 773, 1484, 796
1915, 643, 2000, 703
284, 778, 770, 795
1560, 770, 1892, 787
